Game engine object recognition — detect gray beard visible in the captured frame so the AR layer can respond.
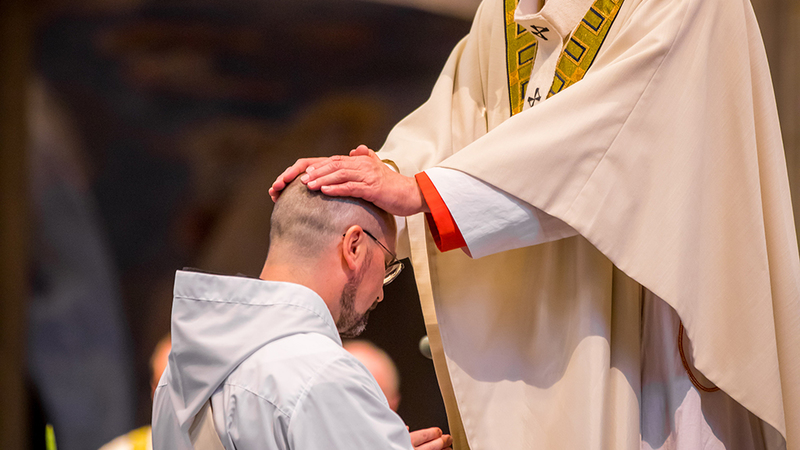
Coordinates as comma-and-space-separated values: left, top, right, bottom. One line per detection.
336, 270, 371, 339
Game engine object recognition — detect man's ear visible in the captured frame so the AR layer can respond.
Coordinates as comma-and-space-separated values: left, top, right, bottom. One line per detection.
342, 225, 367, 272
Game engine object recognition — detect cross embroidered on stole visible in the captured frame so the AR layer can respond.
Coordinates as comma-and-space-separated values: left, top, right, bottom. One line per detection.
504, 0, 625, 115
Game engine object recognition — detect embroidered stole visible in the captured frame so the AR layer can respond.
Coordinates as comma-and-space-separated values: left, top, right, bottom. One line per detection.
505, 0, 625, 115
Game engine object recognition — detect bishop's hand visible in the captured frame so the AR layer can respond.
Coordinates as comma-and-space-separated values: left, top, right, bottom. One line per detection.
270, 145, 429, 217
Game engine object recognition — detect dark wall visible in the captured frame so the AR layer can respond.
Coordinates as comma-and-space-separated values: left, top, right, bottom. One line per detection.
31, 0, 471, 444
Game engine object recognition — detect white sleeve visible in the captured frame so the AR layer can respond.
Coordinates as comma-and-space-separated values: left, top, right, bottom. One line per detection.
425, 167, 578, 259
288, 359, 413, 450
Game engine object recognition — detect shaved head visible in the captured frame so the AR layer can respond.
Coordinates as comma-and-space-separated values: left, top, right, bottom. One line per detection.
265, 180, 397, 338
269, 179, 396, 259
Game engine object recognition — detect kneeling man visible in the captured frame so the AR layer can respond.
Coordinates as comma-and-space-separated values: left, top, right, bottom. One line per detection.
152, 180, 451, 450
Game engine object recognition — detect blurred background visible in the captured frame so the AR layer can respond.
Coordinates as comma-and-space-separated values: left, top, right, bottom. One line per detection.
0, 0, 797, 448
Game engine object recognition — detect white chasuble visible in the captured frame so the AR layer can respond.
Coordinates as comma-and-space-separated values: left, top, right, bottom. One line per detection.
378, 0, 800, 448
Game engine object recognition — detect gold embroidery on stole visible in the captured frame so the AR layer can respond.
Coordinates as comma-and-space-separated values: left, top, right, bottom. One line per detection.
504, 0, 625, 113
549, 0, 624, 97
505, 0, 538, 116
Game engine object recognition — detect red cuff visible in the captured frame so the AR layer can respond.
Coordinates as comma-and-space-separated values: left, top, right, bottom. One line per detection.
414, 172, 467, 252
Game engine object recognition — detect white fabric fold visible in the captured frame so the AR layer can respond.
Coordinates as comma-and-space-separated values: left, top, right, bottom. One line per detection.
152, 271, 413, 450
378, 0, 800, 447
425, 166, 577, 258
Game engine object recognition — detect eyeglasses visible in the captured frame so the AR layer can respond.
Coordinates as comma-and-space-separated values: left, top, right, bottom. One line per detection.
351, 229, 404, 285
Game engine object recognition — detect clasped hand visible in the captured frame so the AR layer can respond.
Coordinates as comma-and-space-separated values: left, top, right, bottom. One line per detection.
269, 145, 429, 216
410, 427, 453, 450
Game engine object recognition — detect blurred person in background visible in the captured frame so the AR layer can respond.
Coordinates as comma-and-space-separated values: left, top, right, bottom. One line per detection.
28, 78, 135, 450
344, 339, 402, 412
99, 335, 171, 450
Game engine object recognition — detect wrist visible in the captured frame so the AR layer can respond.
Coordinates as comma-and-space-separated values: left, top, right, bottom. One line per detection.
416, 179, 430, 214
407, 175, 429, 214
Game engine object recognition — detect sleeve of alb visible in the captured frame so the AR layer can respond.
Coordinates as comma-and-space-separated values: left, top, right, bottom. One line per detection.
287, 359, 413, 450
419, 167, 578, 259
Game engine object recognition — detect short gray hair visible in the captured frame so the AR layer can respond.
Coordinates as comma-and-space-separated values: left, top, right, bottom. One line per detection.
269, 179, 395, 257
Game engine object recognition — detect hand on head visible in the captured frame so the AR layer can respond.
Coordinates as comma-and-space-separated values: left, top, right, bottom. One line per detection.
269, 145, 429, 217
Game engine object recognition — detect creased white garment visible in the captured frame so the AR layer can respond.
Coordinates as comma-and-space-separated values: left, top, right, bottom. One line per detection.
424, 166, 578, 258
377, 0, 800, 447
151, 271, 413, 450
422, 166, 785, 450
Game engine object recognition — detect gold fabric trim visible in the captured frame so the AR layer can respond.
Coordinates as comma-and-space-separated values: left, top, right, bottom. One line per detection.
505, 0, 625, 112
505, 0, 538, 116
407, 214, 470, 450
548, 0, 624, 97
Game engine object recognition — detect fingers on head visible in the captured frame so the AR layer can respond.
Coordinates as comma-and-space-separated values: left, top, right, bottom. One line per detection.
313, 158, 344, 175
350, 145, 372, 157
319, 183, 360, 197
